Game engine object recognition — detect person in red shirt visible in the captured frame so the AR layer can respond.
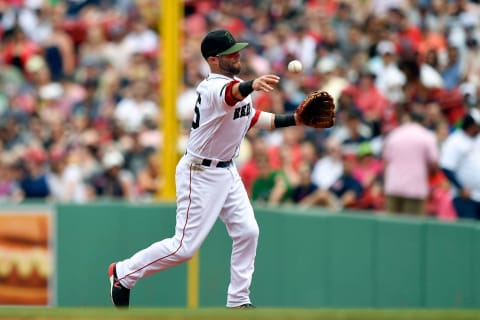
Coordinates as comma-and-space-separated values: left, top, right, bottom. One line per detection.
2, 26, 40, 74
387, 7, 422, 55
239, 135, 271, 196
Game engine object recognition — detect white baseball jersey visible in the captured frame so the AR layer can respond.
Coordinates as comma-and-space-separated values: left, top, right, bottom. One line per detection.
116, 72, 260, 308
187, 74, 257, 161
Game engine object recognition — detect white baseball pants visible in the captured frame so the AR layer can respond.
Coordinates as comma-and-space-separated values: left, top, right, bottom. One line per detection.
116, 154, 259, 307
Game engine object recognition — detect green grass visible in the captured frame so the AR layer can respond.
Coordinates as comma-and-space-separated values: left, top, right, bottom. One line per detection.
0, 308, 479, 320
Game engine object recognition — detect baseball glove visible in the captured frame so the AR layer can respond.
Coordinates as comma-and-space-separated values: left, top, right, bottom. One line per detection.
295, 90, 335, 128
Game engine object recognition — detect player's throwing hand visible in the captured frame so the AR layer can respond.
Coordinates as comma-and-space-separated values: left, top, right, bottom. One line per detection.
252, 75, 280, 92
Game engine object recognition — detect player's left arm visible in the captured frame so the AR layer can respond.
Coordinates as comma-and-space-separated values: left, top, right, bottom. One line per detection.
249, 110, 299, 130
247, 87, 335, 130
222, 74, 298, 129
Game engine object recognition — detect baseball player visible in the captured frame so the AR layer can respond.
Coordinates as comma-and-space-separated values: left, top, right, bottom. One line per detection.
108, 29, 329, 308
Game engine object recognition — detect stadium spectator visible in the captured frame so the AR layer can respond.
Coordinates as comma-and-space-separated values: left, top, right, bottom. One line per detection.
266, 126, 304, 170
239, 135, 272, 196
344, 70, 390, 137
251, 152, 275, 204
426, 167, 457, 221
47, 146, 88, 203
311, 137, 343, 191
464, 38, 480, 88
122, 18, 158, 57
440, 45, 462, 90
369, 40, 406, 104
71, 78, 101, 124
102, 23, 134, 74
387, 6, 422, 56
440, 110, 480, 220
333, 107, 371, 155
331, 2, 355, 60
352, 142, 384, 210
90, 149, 135, 200
292, 161, 318, 203
77, 26, 110, 71
41, 3, 75, 80
136, 150, 162, 201
0, 1, 40, 38
277, 144, 301, 190
258, 144, 298, 205
19, 146, 50, 199
113, 80, 158, 132
1, 26, 40, 75
382, 111, 439, 215
122, 129, 154, 177
0, 155, 23, 203
300, 154, 363, 210
316, 55, 349, 103
251, 153, 290, 206
299, 140, 319, 169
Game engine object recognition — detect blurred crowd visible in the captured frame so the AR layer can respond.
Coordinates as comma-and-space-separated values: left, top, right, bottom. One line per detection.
0, 0, 480, 221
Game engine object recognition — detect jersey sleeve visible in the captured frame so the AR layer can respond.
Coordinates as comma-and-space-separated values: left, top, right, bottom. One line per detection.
208, 78, 237, 110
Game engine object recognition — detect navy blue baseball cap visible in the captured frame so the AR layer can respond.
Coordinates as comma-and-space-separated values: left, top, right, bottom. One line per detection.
201, 29, 248, 59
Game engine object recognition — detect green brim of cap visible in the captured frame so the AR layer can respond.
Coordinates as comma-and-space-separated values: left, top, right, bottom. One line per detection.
218, 42, 248, 55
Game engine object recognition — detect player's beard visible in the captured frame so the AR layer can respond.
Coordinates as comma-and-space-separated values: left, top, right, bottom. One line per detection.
219, 58, 240, 76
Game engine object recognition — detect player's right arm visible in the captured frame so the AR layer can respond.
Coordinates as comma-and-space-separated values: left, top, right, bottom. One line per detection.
223, 75, 280, 106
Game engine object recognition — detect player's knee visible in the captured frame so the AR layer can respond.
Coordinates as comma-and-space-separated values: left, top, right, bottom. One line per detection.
175, 246, 197, 262
242, 222, 259, 242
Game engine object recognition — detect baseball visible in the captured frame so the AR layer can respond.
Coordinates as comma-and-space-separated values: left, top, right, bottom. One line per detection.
287, 60, 303, 73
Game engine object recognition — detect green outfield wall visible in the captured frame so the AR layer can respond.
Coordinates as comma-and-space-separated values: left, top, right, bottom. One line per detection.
55, 203, 480, 308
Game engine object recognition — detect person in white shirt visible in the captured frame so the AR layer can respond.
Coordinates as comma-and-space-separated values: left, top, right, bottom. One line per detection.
440, 109, 480, 219
47, 147, 88, 203
114, 80, 158, 132
370, 40, 406, 104
121, 19, 158, 55
311, 137, 344, 190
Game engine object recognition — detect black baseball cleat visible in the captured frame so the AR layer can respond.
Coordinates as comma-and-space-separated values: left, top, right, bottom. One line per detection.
108, 262, 130, 308
229, 303, 256, 309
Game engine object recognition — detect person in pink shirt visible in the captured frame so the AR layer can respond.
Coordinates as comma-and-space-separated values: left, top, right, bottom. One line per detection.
382, 111, 439, 215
